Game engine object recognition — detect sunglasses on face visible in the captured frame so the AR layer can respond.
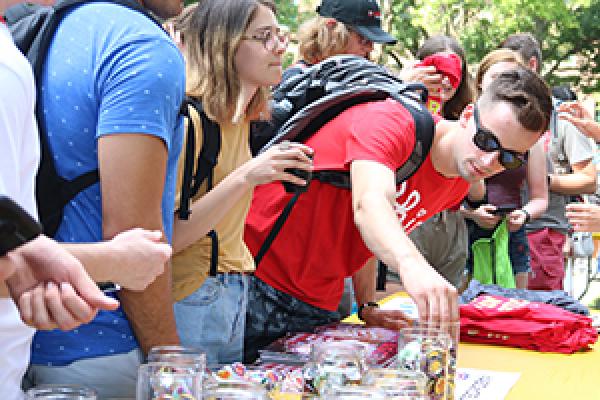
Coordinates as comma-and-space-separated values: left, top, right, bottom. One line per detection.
473, 105, 528, 170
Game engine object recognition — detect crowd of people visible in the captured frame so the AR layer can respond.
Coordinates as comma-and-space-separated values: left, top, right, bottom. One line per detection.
1, 0, 599, 398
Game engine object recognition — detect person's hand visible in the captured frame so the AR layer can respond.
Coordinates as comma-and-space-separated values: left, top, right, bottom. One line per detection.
470, 204, 501, 229
506, 209, 528, 232
5, 235, 119, 331
566, 203, 600, 232
107, 229, 172, 291
241, 141, 314, 187
361, 307, 414, 331
558, 102, 593, 122
0, 256, 16, 282
399, 64, 443, 95
557, 102, 600, 141
398, 262, 458, 325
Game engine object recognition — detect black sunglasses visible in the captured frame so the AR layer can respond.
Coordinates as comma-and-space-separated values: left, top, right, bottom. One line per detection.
473, 105, 528, 170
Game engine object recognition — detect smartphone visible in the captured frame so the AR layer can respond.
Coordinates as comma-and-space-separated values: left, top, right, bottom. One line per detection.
0, 195, 42, 256
490, 204, 518, 217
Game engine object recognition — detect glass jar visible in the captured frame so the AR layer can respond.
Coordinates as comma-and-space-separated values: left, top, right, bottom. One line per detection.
25, 385, 97, 400
147, 345, 206, 369
310, 341, 367, 394
202, 380, 269, 400
137, 361, 203, 400
397, 327, 452, 400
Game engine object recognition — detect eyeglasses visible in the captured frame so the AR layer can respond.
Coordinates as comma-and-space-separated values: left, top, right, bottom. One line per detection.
242, 28, 289, 52
473, 104, 528, 170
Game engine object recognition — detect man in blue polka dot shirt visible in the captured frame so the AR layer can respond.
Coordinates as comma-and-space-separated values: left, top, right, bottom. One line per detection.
25, 0, 186, 397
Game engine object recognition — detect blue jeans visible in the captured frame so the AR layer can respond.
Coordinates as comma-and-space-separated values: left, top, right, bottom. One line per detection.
173, 274, 249, 368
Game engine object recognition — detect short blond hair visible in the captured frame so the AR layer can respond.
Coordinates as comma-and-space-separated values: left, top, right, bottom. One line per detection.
297, 16, 351, 65
476, 49, 525, 96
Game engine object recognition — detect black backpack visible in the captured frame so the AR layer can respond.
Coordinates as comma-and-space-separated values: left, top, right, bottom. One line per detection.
4, 0, 164, 236
253, 55, 435, 265
5, 0, 221, 245
6, 0, 222, 276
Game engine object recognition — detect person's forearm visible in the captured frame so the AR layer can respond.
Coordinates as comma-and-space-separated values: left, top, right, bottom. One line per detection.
353, 191, 427, 277
352, 258, 377, 306
103, 225, 179, 353
522, 198, 547, 220
550, 172, 596, 195
173, 166, 253, 253
61, 242, 115, 283
118, 265, 179, 354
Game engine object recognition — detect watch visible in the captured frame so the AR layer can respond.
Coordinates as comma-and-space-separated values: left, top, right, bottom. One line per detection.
521, 208, 531, 224
357, 301, 379, 321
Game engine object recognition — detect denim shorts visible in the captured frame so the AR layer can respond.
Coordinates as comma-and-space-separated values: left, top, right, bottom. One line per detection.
173, 273, 249, 368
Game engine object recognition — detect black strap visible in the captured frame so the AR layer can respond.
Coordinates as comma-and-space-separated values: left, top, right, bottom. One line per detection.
254, 192, 301, 266
30, 0, 166, 229
376, 261, 387, 291
176, 98, 222, 277
253, 85, 434, 267
177, 98, 199, 220
208, 229, 219, 277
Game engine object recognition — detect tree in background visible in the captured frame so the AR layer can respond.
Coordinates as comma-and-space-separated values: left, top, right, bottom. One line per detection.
183, 0, 598, 93
381, 0, 600, 93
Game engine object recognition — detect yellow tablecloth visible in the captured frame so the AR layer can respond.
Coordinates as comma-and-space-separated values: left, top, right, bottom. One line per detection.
344, 292, 600, 400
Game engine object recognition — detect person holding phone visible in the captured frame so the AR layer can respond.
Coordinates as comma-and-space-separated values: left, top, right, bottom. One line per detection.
462, 49, 549, 289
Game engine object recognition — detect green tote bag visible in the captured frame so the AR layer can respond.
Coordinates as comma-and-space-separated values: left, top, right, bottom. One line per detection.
471, 219, 516, 288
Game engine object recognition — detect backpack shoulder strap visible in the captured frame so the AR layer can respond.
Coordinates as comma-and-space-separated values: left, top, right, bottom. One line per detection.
254, 93, 435, 267
177, 97, 222, 220
177, 97, 221, 277
391, 92, 435, 184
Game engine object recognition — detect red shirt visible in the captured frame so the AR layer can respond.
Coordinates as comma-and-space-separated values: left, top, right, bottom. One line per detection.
244, 99, 469, 311
460, 295, 597, 353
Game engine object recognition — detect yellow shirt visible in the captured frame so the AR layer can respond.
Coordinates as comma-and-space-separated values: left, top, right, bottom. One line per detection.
172, 108, 255, 302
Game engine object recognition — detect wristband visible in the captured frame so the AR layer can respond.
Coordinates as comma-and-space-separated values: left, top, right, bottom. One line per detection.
357, 301, 379, 321
547, 174, 552, 188
521, 209, 531, 224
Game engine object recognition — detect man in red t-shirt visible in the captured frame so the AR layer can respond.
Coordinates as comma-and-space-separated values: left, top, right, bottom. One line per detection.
243, 67, 553, 361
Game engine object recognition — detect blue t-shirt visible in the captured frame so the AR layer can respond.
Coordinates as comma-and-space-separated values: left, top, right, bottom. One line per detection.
31, 3, 184, 366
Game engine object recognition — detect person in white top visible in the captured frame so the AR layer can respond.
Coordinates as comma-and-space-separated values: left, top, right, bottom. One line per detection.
0, 0, 177, 397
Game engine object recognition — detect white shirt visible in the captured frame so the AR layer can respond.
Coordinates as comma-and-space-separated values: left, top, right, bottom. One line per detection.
0, 23, 40, 400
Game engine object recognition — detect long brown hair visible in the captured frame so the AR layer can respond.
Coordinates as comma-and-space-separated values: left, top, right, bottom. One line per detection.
416, 35, 474, 120
183, 0, 276, 123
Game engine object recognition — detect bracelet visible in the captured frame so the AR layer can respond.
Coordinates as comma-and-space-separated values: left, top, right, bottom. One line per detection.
521, 208, 531, 224
547, 174, 552, 188
357, 301, 379, 321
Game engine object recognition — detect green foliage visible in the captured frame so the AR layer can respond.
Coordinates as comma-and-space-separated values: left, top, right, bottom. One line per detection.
384, 0, 600, 93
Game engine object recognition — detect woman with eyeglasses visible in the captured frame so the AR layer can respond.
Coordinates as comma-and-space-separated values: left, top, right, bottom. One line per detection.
462, 49, 549, 289
168, 0, 313, 366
